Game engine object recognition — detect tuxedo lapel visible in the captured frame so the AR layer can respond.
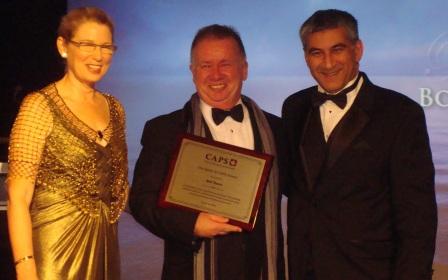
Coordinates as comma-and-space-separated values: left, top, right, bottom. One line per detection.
299, 106, 327, 190
325, 73, 374, 170
325, 105, 369, 169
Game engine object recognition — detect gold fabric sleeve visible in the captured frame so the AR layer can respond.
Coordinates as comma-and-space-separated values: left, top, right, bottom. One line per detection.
8, 92, 53, 183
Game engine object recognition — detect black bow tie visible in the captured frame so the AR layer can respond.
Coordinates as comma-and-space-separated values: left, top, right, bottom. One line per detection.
311, 74, 361, 109
211, 104, 244, 125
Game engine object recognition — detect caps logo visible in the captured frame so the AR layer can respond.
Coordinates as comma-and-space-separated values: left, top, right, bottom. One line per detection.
205, 153, 238, 167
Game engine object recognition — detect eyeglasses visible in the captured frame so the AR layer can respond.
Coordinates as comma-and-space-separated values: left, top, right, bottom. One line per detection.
68, 40, 117, 54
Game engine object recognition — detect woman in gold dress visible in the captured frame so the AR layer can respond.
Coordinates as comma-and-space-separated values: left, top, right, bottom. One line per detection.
7, 7, 128, 280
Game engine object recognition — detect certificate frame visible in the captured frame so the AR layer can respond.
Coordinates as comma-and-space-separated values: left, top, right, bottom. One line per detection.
158, 133, 273, 231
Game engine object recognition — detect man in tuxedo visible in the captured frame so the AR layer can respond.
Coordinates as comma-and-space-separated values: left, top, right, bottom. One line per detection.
130, 24, 287, 280
282, 9, 437, 280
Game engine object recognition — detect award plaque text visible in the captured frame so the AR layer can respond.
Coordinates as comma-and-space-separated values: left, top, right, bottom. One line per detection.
158, 134, 273, 231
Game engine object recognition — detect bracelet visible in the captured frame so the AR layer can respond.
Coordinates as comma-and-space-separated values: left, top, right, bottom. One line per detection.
14, 255, 34, 266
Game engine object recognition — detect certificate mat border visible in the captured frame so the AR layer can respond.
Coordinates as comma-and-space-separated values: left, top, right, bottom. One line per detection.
158, 133, 273, 231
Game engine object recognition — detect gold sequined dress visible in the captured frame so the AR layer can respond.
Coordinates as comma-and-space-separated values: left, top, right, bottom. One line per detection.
8, 84, 129, 280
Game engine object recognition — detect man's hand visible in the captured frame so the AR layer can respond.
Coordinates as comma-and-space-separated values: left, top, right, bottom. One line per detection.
194, 212, 242, 238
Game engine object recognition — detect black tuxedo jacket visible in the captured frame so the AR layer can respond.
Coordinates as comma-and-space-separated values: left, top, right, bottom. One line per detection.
130, 100, 288, 280
282, 74, 437, 280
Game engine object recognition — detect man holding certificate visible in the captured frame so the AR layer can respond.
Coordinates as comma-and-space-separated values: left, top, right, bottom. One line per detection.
130, 24, 287, 280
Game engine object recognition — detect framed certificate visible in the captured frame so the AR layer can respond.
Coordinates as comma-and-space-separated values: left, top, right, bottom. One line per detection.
158, 133, 273, 231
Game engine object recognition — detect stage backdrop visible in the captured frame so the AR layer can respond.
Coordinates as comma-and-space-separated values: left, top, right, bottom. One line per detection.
68, 0, 447, 262
68, 0, 448, 180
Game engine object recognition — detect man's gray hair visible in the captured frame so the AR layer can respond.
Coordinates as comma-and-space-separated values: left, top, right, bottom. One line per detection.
300, 9, 359, 49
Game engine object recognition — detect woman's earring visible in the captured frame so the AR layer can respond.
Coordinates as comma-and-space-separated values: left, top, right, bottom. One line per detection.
61, 52, 67, 58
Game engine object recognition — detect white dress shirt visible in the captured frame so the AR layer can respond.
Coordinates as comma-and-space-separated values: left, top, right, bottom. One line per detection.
200, 99, 254, 150
317, 75, 364, 141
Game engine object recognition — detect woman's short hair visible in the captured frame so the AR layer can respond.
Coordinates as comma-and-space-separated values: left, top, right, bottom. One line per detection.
57, 7, 115, 41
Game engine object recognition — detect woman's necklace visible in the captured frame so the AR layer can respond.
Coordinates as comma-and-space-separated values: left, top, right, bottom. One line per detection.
97, 130, 104, 139
96, 129, 108, 147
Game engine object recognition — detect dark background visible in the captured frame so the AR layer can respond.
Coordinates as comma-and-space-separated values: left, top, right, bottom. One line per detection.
0, 0, 66, 161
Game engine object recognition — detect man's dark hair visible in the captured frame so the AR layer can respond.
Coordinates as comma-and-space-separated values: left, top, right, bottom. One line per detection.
300, 9, 359, 49
190, 24, 246, 61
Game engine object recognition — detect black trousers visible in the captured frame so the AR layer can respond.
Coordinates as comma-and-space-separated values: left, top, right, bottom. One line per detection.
305, 270, 316, 280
